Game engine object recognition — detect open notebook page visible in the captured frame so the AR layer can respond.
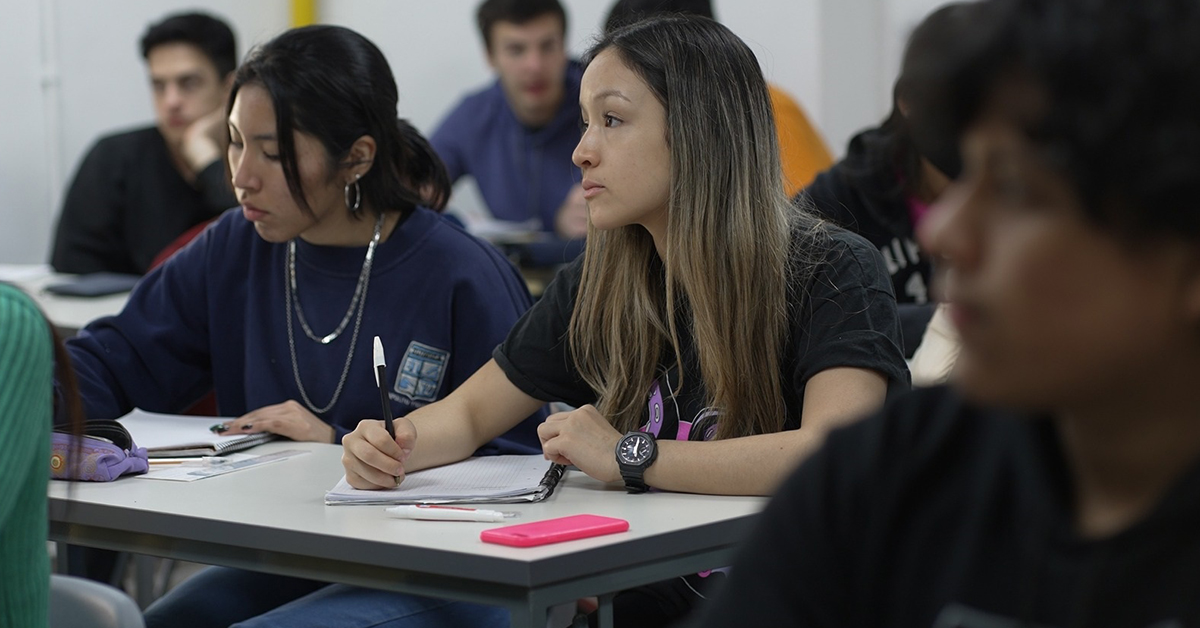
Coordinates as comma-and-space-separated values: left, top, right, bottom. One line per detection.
118, 408, 275, 457
325, 455, 563, 505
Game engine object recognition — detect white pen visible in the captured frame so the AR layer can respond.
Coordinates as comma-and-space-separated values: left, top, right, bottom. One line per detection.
385, 505, 518, 523
147, 456, 229, 467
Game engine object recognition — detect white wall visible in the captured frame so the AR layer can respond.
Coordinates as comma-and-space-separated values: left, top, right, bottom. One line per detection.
0, 0, 288, 265
0, 0, 955, 265
0, 0, 54, 266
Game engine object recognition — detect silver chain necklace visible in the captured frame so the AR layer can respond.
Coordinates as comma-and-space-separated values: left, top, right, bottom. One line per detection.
284, 212, 384, 415
291, 213, 382, 344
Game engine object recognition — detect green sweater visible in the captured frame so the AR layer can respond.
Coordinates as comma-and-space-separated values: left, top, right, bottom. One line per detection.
0, 284, 52, 628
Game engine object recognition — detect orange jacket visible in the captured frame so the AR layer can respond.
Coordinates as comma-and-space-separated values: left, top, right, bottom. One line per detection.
769, 84, 833, 197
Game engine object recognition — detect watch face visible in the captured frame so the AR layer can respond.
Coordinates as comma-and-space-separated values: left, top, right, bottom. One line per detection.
618, 433, 653, 465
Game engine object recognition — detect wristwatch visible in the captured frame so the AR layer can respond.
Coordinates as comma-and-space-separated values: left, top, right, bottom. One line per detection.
615, 431, 658, 493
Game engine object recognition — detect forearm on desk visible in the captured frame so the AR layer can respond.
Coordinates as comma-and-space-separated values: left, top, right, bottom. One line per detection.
404, 359, 545, 472
642, 430, 826, 496
645, 367, 888, 496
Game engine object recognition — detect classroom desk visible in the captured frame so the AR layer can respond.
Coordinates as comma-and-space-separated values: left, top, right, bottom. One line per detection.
48, 441, 767, 627
0, 265, 130, 334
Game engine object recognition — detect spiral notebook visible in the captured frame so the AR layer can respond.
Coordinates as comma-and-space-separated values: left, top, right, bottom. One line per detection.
117, 409, 277, 458
325, 455, 565, 505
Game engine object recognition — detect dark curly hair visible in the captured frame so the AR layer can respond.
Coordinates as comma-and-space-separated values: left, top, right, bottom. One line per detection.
838, 3, 975, 205
141, 12, 237, 79
929, 0, 1200, 242
476, 0, 567, 53
603, 0, 714, 34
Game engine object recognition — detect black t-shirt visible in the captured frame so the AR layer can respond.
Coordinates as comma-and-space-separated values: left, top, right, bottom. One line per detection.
495, 225, 908, 626
494, 226, 910, 442
693, 386, 1200, 628
51, 126, 237, 275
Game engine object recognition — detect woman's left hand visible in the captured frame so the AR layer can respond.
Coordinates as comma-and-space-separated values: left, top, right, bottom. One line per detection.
217, 400, 335, 443
537, 404, 623, 483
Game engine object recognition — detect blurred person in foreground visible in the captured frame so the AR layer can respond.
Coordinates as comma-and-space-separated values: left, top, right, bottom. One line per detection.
694, 0, 1200, 626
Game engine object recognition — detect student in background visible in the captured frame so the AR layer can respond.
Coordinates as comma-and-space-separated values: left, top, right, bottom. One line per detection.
51, 12, 239, 276
603, 0, 834, 197
694, 0, 1200, 625
800, 4, 969, 356
342, 15, 907, 628
0, 284, 84, 628
430, 0, 589, 239
58, 25, 543, 628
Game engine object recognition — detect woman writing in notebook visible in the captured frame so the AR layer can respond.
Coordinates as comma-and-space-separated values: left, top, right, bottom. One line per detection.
339, 15, 909, 628
62, 25, 543, 628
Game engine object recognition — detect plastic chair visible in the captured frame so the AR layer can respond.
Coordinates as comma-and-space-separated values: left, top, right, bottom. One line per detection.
49, 574, 146, 628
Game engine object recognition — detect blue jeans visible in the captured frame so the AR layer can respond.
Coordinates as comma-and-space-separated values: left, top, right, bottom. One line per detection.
144, 566, 510, 628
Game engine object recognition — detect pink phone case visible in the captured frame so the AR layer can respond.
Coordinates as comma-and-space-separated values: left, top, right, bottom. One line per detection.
480, 514, 630, 547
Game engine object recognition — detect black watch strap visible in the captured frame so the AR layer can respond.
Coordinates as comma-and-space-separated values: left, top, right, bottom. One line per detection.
620, 467, 651, 493
616, 432, 658, 493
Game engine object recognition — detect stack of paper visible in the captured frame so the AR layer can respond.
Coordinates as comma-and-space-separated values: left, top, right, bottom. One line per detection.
142, 450, 309, 481
325, 455, 565, 505
118, 408, 276, 457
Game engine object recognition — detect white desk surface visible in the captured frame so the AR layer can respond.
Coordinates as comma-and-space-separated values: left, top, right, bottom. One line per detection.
49, 441, 767, 625
1, 265, 130, 332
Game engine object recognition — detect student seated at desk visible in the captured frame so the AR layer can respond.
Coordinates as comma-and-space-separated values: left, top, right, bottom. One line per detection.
798, 4, 969, 357
339, 16, 909, 628
60, 25, 543, 628
430, 0, 589, 240
693, 0, 1200, 625
51, 12, 239, 276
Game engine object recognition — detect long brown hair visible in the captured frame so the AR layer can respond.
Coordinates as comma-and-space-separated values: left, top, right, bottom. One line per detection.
569, 16, 828, 440
53, 326, 85, 443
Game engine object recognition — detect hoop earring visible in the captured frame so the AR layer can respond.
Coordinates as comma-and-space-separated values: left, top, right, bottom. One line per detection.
344, 174, 362, 213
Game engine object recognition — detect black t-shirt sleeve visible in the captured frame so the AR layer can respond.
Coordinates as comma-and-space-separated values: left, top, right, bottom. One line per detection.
493, 256, 597, 407
792, 228, 910, 395
690, 387, 965, 628
690, 404, 882, 627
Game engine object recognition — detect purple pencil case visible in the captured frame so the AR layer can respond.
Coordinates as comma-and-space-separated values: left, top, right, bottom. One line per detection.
51, 419, 149, 482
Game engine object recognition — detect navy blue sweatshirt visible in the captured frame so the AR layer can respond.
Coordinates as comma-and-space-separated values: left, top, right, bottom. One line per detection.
66, 207, 543, 453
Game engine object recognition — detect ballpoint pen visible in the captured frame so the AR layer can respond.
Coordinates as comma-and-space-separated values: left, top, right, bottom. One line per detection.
147, 456, 228, 466
373, 336, 396, 439
385, 505, 518, 522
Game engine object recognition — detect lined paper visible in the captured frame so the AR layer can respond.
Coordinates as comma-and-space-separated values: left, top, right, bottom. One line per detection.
325, 455, 562, 505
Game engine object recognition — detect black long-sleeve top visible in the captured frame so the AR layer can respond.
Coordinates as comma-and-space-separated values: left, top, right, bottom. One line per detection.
50, 126, 236, 275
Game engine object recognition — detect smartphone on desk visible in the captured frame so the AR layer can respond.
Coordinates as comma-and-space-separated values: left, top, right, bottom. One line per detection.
480, 514, 629, 548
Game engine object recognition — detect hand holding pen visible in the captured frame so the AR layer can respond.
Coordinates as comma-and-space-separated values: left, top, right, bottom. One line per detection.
338, 339, 413, 489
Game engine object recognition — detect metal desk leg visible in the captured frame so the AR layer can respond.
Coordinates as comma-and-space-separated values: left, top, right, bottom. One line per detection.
134, 554, 157, 609
596, 592, 616, 628
508, 600, 548, 628
54, 542, 70, 574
